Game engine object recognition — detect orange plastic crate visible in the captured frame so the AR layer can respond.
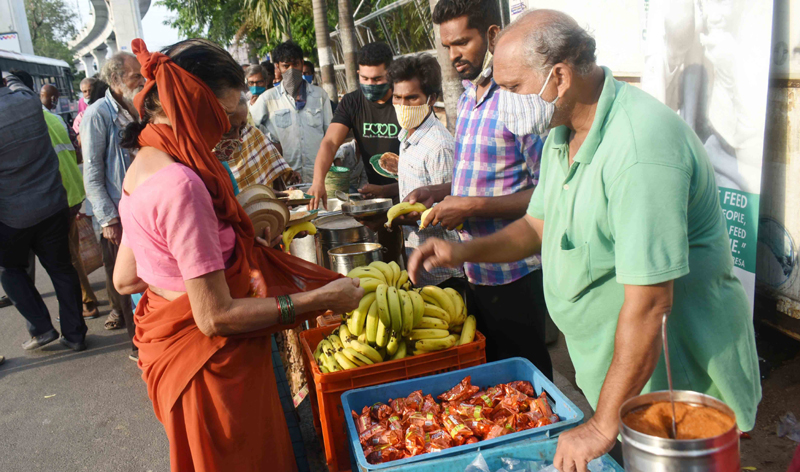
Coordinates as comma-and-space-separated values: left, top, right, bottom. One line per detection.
316, 312, 342, 328
299, 323, 486, 472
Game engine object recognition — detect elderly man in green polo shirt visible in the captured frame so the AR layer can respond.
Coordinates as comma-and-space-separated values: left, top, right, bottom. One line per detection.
409, 9, 761, 471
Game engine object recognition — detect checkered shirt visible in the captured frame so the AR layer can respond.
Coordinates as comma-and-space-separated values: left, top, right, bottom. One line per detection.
226, 124, 293, 188
397, 115, 465, 286
452, 80, 543, 286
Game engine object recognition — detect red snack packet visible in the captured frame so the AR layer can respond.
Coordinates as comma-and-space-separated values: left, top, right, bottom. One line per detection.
530, 392, 556, 418
404, 424, 426, 456
423, 429, 453, 453
438, 376, 480, 403
370, 402, 394, 421
465, 416, 494, 438
366, 445, 405, 464
390, 397, 408, 415
465, 436, 480, 444
405, 411, 441, 432
441, 406, 475, 445
386, 414, 404, 431
485, 415, 517, 440
421, 394, 441, 417
469, 386, 504, 408
405, 390, 424, 412
359, 423, 387, 447
505, 381, 535, 396
353, 408, 375, 436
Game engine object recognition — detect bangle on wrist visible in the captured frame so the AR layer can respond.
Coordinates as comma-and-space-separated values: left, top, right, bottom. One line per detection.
276, 295, 296, 325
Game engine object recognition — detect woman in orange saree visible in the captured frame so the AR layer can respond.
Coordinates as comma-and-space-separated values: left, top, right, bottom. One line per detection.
112, 39, 364, 472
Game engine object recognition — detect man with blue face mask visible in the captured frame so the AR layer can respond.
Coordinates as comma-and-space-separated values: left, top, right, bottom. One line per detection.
409, 10, 760, 471
245, 65, 271, 107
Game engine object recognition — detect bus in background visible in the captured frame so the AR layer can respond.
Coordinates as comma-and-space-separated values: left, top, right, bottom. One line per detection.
0, 49, 77, 124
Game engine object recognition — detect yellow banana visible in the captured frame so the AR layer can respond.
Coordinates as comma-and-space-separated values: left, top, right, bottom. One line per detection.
423, 304, 451, 324
376, 318, 389, 347
419, 208, 434, 230
411, 348, 434, 356
358, 332, 367, 344
417, 316, 448, 330
346, 267, 387, 284
365, 300, 379, 345
359, 277, 383, 294
385, 202, 426, 228
375, 284, 391, 328
450, 324, 463, 334
368, 261, 394, 285
399, 290, 414, 336
421, 286, 456, 322
415, 334, 458, 352
348, 292, 376, 336
387, 286, 402, 335
282, 222, 317, 253
459, 315, 477, 345
319, 364, 330, 373
390, 340, 407, 360
388, 261, 401, 287
408, 290, 425, 328
396, 270, 409, 289
408, 328, 450, 340
377, 346, 387, 360
339, 324, 354, 348
344, 347, 374, 365
334, 351, 358, 370
349, 339, 383, 363
421, 292, 441, 308
386, 331, 400, 356
342, 348, 366, 366
328, 334, 345, 351
443, 288, 466, 326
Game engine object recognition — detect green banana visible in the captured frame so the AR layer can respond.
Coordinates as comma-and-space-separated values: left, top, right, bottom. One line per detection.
365, 300, 379, 345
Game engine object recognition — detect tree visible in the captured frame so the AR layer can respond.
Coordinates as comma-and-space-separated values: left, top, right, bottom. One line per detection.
312, 0, 338, 101
337, 0, 358, 92
25, 0, 78, 64
428, 0, 462, 133
158, 0, 246, 46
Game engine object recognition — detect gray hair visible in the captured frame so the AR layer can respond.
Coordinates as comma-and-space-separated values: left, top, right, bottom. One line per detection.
101, 52, 136, 87
80, 77, 96, 87
245, 64, 267, 80
502, 9, 597, 76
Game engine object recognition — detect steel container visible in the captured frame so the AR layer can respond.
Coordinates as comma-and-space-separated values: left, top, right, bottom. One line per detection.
314, 214, 377, 270
328, 243, 384, 275
619, 390, 739, 472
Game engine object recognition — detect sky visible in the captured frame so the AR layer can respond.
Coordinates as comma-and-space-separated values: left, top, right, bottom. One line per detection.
73, 0, 184, 51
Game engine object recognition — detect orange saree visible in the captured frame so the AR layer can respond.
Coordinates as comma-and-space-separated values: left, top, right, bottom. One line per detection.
130, 39, 341, 472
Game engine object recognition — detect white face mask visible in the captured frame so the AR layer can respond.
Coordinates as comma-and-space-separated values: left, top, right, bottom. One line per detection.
393, 96, 432, 130
497, 67, 559, 136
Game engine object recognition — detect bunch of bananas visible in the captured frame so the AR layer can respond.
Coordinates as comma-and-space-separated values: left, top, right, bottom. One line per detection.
313, 261, 478, 372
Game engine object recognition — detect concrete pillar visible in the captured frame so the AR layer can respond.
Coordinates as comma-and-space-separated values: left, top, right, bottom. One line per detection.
106, 38, 119, 56
82, 54, 96, 78
92, 47, 107, 72
109, 0, 144, 52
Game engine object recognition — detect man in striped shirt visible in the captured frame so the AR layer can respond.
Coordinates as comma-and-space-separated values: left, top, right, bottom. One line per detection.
405, 0, 551, 379
385, 54, 465, 288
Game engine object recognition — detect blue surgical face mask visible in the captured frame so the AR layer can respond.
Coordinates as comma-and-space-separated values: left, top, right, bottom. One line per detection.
249, 85, 266, 96
303, 74, 314, 84
361, 83, 391, 102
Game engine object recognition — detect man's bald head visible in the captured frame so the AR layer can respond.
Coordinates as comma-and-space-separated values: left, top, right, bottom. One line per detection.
40, 84, 59, 110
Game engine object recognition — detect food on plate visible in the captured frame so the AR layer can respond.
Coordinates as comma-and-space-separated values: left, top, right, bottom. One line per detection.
379, 152, 399, 175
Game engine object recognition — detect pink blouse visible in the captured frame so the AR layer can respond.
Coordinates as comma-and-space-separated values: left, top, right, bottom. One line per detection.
120, 163, 236, 292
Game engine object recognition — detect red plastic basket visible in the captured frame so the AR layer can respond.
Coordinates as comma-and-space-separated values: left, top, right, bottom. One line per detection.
299, 323, 487, 472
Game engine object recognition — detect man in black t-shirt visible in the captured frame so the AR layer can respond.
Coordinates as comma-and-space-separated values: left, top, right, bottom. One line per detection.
309, 42, 400, 209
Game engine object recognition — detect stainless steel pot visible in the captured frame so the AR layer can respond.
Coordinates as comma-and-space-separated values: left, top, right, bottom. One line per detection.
328, 243, 384, 275
314, 214, 377, 270
619, 390, 739, 472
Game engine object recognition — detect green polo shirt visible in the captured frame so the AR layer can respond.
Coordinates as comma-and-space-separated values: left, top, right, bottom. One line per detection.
528, 67, 760, 430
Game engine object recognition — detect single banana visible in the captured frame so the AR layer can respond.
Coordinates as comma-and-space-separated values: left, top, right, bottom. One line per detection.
334, 351, 358, 369
348, 292, 376, 336
399, 290, 414, 336
395, 270, 409, 289
344, 346, 374, 365
458, 315, 477, 345
421, 292, 441, 309
387, 286, 403, 335
408, 328, 450, 340
342, 348, 366, 366
402, 281, 411, 291
423, 303, 451, 324
386, 332, 400, 356
421, 286, 457, 322
282, 222, 317, 253
417, 316, 449, 330
375, 284, 391, 328
365, 300, 379, 345
349, 339, 383, 363
443, 288, 466, 326
408, 290, 425, 328
390, 340, 407, 360
385, 202, 426, 228
319, 364, 330, 374
339, 324, 353, 348
346, 267, 387, 284
359, 277, 383, 294
419, 208, 434, 230
358, 332, 367, 344
415, 334, 458, 352
388, 261, 401, 287
376, 318, 389, 347
368, 261, 395, 285
328, 334, 345, 351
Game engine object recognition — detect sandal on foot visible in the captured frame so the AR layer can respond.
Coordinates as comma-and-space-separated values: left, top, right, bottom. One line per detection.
104, 311, 125, 330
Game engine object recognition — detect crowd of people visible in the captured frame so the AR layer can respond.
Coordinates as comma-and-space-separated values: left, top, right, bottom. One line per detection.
0, 1, 762, 471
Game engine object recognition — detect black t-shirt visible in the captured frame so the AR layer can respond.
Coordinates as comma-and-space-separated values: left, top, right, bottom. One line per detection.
332, 88, 400, 185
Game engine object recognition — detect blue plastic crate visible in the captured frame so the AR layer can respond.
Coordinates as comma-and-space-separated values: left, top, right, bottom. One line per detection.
341, 358, 585, 472
365, 437, 623, 472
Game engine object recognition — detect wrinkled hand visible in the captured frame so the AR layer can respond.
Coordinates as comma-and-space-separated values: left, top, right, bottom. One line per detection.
429, 196, 467, 231
308, 181, 327, 210
407, 238, 465, 285
404, 187, 435, 208
318, 277, 365, 314
358, 184, 386, 199
553, 420, 615, 472
103, 223, 123, 245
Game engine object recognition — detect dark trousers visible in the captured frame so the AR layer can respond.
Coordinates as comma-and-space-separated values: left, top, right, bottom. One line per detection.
100, 236, 135, 351
0, 210, 87, 343
467, 270, 553, 380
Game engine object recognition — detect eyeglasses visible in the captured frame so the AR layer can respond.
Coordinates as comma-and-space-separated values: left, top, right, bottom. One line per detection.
247, 79, 267, 87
